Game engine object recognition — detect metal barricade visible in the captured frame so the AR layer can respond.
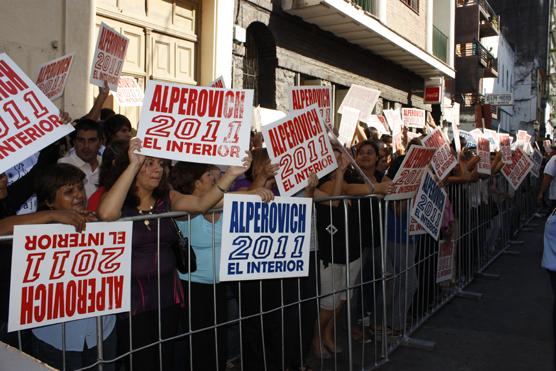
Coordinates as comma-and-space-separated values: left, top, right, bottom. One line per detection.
0, 174, 540, 370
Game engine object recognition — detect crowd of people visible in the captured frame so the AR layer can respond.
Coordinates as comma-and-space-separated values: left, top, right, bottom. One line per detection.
0, 82, 550, 371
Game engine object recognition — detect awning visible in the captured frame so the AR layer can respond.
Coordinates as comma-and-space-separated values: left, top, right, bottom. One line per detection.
282, 0, 455, 79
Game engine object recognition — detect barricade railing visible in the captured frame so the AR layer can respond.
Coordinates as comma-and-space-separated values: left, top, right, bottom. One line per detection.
0, 175, 539, 370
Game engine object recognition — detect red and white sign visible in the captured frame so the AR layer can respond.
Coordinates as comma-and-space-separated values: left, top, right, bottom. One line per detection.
401, 108, 426, 129
288, 86, 333, 130
115, 76, 144, 107
385, 145, 437, 201
422, 128, 458, 180
0, 53, 75, 175
209, 76, 225, 88
35, 53, 74, 100
262, 104, 337, 196
90, 22, 129, 91
436, 240, 455, 283
424, 85, 442, 105
499, 134, 512, 164
501, 148, 533, 190
367, 114, 390, 136
544, 139, 553, 154
8, 222, 132, 331
516, 130, 528, 144
476, 136, 491, 175
531, 149, 543, 178
338, 84, 380, 125
137, 80, 253, 166
384, 109, 404, 151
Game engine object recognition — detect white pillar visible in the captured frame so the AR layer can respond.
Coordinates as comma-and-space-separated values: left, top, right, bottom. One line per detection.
448, 0, 455, 68
377, 0, 387, 24
426, 0, 434, 54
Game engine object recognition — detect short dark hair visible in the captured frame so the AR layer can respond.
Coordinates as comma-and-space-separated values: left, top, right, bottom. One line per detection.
170, 162, 212, 195
100, 108, 116, 121
98, 139, 129, 188
71, 119, 103, 144
356, 140, 380, 158
103, 141, 170, 208
35, 163, 85, 210
103, 114, 132, 144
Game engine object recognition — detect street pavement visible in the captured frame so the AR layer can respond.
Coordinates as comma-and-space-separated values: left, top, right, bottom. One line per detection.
377, 215, 553, 371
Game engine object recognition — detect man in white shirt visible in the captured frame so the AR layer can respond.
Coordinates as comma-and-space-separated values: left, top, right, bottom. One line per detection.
58, 119, 102, 199
538, 153, 556, 209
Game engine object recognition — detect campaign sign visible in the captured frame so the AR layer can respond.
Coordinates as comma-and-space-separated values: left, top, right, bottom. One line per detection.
459, 130, 477, 148
544, 139, 553, 154
409, 194, 427, 236
499, 134, 512, 164
209, 76, 225, 88
483, 128, 499, 152
410, 170, 446, 241
35, 53, 74, 100
338, 84, 380, 124
501, 148, 534, 190
516, 130, 528, 144
219, 195, 313, 281
422, 128, 458, 180
385, 145, 437, 201
337, 106, 359, 146
262, 104, 337, 196
115, 76, 144, 107
0, 54, 75, 175
367, 114, 390, 136
436, 240, 455, 283
90, 22, 129, 91
288, 86, 333, 130
401, 108, 425, 129
8, 222, 133, 331
531, 149, 543, 178
137, 80, 253, 166
476, 136, 491, 175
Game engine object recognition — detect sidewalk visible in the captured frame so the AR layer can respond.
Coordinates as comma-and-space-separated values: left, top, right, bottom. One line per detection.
378, 215, 553, 371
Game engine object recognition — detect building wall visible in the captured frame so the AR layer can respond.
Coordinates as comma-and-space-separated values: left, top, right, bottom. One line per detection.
386, 0, 427, 50
235, 0, 427, 114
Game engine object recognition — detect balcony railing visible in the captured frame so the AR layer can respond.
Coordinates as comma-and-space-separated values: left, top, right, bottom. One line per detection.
480, 14, 500, 37
433, 26, 448, 63
457, 0, 499, 30
350, 0, 377, 16
456, 40, 498, 77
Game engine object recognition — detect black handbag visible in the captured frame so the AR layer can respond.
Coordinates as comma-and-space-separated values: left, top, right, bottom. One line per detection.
171, 218, 197, 274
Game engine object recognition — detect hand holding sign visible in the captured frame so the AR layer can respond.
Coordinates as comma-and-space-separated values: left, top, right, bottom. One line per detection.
129, 137, 146, 169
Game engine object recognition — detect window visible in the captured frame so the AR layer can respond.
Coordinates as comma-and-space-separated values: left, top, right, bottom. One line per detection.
400, 0, 419, 13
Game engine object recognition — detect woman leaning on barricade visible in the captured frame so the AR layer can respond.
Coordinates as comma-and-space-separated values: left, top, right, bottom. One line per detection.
96, 137, 255, 371
312, 144, 393, 359
28, 163, 115, 371
169, 161, 273, 371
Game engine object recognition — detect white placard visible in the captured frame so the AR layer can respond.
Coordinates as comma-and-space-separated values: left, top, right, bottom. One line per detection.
262, 104, 337, 196
252, 106, 286, 132
385, 145, 437, 201
476, 136, 491, 175
338, 84, 380, 124
8, 222, 133, 331
401, 108, 426, 129
209, 76, 226, 88
499, 134, 512, 164
0, 53, 75, 175
483, 128, 499, 152
35, 53, 74, 100
137, 80, 253, 166
436, 240, 455, 283
90, 22, 129, 91
501, 148, 534, 190
367, 114, 390, 136
337, 106, 360, 146
219, 195, 312, 281
422, 128, 458, 180
115, 76, 144, 107
288, 86, 333, 130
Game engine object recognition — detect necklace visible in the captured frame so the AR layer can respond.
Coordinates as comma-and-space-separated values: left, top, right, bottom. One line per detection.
137, 204, 155, 231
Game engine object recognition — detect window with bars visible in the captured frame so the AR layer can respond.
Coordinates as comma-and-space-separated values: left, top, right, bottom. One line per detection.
400, 0, 419, 13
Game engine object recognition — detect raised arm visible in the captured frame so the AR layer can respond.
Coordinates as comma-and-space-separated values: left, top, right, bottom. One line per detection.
0, 210, 95, 235
97, 138, 144, 221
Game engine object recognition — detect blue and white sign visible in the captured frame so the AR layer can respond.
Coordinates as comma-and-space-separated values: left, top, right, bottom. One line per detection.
219, 194, 313, 281
410, 170, 447, 241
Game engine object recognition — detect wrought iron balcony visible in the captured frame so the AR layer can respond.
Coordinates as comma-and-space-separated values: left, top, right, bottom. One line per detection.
455, 40, 498, 77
